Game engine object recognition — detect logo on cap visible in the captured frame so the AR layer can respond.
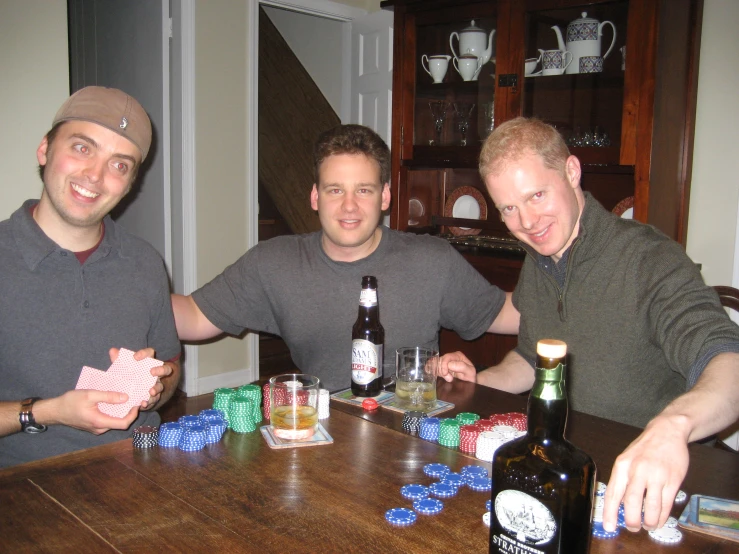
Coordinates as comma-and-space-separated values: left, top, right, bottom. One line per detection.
120, 117, 128, 130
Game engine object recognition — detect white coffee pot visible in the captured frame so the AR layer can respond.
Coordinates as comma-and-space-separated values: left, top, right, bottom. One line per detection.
450, 20, 495, 68
552, 12, 616, 74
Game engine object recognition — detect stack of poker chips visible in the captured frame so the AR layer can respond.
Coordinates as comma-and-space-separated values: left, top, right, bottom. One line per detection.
262, 382, 271, 420
455, 412, 480, 426
458, 424, 481, 453
213, 387, 236, 425
157, 413, 228, 450
158, 422, 185, 447
235, 384, 262, 423
475, 426, 525, 462
419, 417, 440, 441
489, 412, 527, 431
200, 409, 228, 444
132, 425, 159, 448
402, 411, 427, 434
179, 424, 207, 451
318, 389, 330, 419
227, 396, 257, 433
437, 418, 462, 448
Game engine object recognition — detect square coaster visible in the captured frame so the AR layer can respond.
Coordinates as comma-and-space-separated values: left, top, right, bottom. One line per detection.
260, 423, 334, 449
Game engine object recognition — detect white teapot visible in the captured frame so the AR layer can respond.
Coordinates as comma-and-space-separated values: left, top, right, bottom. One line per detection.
450, 20, 495, 69
552, 12, 616, 74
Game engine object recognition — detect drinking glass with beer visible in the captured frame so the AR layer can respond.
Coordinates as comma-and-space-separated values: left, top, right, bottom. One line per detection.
269, 374, 320, 440
394, 347, 439, 412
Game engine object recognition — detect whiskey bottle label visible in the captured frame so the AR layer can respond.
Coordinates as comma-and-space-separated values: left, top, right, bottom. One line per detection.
491, 489, 557, 553
351, 339, 382, 385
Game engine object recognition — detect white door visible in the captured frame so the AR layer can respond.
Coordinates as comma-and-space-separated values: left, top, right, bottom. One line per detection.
350, 10, 394, 145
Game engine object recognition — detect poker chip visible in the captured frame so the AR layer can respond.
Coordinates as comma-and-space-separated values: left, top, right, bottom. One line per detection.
474, 419, 496, 432
204, 419, 227, 444
592, 521, 619, 539
318, 389, 330, 420
467, 476, 492, 492
592, 496, 605, 523
459, 424, 481, 454
362, 398, 379, 411
229, 396, 258, 433
419, 418, 440, 442
262, 382, 272, 420
179, 424, 207, 451
423, 463, 450, 478
483, 511, 491, 527
429, 482, 457, 498
199, 409, 224, 422
648, 526, 683, 544
461, 465, 488, 478
486, 499, 492, 512
413, 498, 443, 515
438, 418, 461, 448
213, 387, 236, 423
596, 481, 607, 496
441, 472, 465, 488
132, 425, 159, 449
455, 412, 480, 426
663, 516, 678, 528
402, 411, 427, 434
158, 422, 184, 448
236, 384, 262, 423
674, 490, 687, 504
385, 507, 417, 527
400, 484, 429, 500
178, 415, 202, 428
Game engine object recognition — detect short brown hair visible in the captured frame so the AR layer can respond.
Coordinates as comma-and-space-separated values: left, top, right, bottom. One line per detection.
479, 117, 570, 180
313, 124, 390, 185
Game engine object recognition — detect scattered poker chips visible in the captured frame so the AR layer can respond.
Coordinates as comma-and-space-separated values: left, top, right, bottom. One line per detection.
402, 411, 428, 434
467, 476, 492, 492
158, 422, 184, 447
663, 516, 678, 528
132, 425, 159, 449
419, 417, 440, 441
461, 465, 488, 479
385, 507, 417, 527
592, 521, 620, 539
423, 463, 450, 478
429, 482, 457, 498
486, 499, 492, 512
413, 498, 443, 515
401, 484, 429, 500
648, 526, 683, 544
441, 472, 465, 489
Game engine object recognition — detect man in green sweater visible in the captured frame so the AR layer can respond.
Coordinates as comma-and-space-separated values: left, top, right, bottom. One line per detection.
440, 117, 739, 535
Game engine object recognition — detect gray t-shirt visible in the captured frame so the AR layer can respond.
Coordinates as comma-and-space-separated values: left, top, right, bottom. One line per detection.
0, 201, 181, 468
193, 227, 505, 391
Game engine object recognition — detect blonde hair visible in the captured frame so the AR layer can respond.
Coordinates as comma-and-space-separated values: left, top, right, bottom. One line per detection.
479, 117, 570, 181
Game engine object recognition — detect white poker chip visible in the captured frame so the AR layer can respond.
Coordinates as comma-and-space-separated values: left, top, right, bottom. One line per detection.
674, 490, 687, 504
483, 511, 491, 527
596, 481, 607, 496
592, 496, 605, 522
648, 526, 683, 543
664, 516, 678, 528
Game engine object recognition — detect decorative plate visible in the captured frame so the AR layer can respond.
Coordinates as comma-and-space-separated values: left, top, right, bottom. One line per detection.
444, 186, 487, 236
612, 196, 634, 219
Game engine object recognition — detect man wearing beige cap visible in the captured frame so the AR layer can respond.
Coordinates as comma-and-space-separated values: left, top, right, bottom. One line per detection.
0, 87, 181, 468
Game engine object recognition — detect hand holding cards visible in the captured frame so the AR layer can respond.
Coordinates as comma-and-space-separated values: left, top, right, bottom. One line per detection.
75, 348, 162, 418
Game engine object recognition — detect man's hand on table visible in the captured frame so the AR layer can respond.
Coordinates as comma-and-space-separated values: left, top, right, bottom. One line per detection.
438, 351, 477, 383
602, 413, 690, 533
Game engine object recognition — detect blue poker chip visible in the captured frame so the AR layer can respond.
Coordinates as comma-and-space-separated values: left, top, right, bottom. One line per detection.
178, 415, 202, 427
400, 484, 429, 500
423, 463, 450, 478
486, 499, 492, 512
461, 465, 488, 478
467, 476, 493, 492
592, 521, 619, 539
385, 507, 417, 527
429, 482, 457, 498
413, 498, 443, 515
441, 472, 465, 488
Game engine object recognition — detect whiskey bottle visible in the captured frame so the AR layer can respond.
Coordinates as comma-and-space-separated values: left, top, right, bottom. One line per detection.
489, 339, 596, 554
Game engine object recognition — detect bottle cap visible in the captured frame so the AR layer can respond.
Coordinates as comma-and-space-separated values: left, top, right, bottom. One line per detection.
536, 339, 567, 358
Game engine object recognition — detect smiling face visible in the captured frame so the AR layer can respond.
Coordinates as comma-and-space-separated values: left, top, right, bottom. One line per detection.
35, 120, 140, 245
310, 153, 391, 262
485, 152, 584, 261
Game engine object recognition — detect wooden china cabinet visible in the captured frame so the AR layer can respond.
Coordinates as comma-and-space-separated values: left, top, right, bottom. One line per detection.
381, 0, 703, 368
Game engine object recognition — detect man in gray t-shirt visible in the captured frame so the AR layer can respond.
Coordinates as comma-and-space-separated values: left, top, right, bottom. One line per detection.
173, 125, 519, 391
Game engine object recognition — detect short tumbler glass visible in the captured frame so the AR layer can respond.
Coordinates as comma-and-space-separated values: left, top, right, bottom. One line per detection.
394, 347, 439, 412
269, 374, 320, 440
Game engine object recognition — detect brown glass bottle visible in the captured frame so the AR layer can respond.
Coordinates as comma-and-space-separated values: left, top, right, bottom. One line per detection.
489, 339, 596, 554
351, 276, 384, 397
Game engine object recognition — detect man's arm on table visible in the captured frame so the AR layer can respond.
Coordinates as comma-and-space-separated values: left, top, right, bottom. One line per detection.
439, 348, 535, 393
486, 292, 520, 335
603, 351, 739, 533
171, 294, 223, 341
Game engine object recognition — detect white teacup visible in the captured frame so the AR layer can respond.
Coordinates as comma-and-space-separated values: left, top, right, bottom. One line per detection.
422, 54, 451, 84
541, 49, 573, 76
453, 54, 481, 82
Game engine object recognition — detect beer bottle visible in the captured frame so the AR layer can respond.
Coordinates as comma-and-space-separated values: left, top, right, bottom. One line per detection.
351, 276, 384, 397
489, 339, 596, 554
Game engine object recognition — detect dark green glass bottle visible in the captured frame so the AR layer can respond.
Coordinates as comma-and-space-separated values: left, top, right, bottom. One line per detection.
489, 339, 596, 554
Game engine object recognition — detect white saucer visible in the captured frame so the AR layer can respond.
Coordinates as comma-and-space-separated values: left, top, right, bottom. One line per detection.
452, 195, 481, 230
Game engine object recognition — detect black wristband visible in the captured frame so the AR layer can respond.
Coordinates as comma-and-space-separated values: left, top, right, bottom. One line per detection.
19, 397, 47, 434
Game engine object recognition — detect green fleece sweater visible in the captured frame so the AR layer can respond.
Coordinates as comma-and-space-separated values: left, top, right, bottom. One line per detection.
513, 193, 739, 428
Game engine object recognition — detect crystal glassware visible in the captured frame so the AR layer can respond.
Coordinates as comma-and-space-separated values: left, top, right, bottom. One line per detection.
453, 102, 476, 146
428, 101, 449, 145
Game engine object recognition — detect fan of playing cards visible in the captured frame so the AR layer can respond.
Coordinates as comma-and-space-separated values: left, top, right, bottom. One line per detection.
75, 348, 162, 418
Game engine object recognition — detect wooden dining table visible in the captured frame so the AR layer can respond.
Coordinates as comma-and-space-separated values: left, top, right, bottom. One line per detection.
1, 379, 737, 553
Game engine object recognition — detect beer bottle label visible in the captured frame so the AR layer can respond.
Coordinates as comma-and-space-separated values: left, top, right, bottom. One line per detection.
351, 339, 382, 385
359, 289, 378, 307
491, 489, 557, 552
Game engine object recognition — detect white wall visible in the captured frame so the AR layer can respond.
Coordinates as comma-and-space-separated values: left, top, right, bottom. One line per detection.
686, 0, 739, 288
0, 1, 69, 221
264, 6, 346, 116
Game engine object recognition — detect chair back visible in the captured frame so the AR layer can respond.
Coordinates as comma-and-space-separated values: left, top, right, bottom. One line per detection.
714, 286, 739, 312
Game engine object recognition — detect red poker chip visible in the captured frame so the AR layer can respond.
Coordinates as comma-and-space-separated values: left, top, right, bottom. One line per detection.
475, 420, 496, 431
362, 398, 379, 411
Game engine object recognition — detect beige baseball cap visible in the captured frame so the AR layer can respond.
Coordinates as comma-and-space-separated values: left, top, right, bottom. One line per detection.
52, 86, 152, 161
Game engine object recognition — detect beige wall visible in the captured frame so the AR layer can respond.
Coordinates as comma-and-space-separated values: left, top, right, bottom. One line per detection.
194, 1, 254, 379
0, 0, 69, 221
686, 0, 739, 287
